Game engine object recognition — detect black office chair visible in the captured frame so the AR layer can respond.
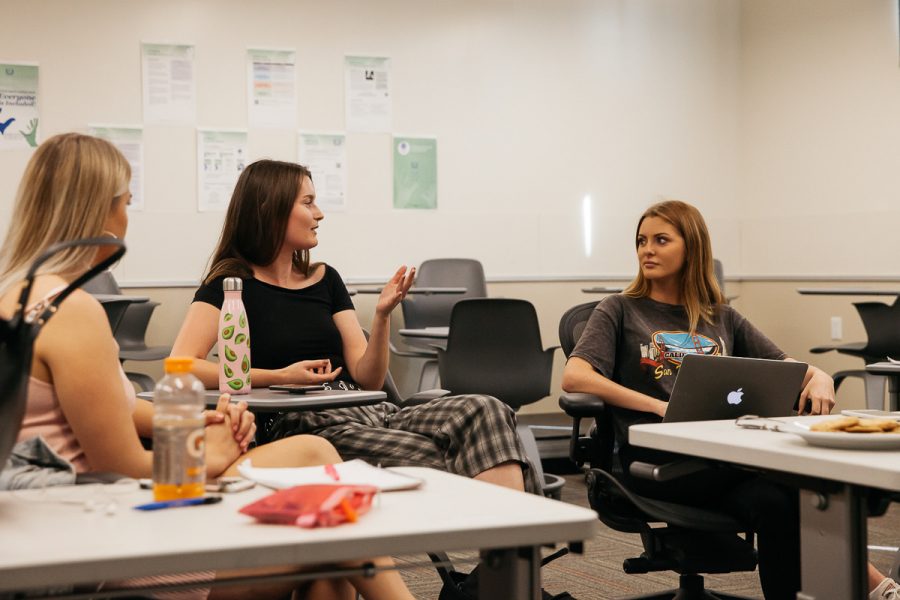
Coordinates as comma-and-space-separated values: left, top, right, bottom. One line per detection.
811, 297, 900, 410
435, 298, 565, 499
393, 258, 488, 390
83, 270, 170, 391
558, 301, 758, 599
0, 239, 125, 474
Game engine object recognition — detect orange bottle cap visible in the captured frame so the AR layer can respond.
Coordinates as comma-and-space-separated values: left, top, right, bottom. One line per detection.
164, 356, 194, 373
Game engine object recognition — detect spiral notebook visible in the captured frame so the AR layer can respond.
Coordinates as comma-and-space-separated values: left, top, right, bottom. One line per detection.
237, 459, 424, 492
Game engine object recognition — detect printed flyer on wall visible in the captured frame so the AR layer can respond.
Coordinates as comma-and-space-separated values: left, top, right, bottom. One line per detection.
197, 129, 247, 211
393, 136, 437, 210
89, 126, 145, 211
247, 48, 297, 128
344, 56, 391, 133
142, 43, 196, 124
298, 132, 347, 212
0, 63, 39, 150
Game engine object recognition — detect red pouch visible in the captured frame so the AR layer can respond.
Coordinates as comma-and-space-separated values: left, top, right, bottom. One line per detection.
239, 484, 377, 528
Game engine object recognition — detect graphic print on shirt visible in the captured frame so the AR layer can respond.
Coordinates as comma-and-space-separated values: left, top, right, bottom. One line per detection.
639, 331, 721, 380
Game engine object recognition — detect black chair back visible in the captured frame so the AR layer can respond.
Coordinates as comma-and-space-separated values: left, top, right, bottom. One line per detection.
437, 298, 555, 410
853, 298, 900, 363
0, 239, 125, 472
558, 300, 600, 356
401, 258, 487, 330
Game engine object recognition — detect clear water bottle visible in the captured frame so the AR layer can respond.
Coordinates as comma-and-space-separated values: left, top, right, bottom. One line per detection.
218, 277, 251, 394
153, 357, 206, 501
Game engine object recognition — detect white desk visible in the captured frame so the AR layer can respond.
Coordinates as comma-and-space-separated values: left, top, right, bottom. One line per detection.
138, 388, 387, 444
0, 467, 597, 599
356, 287, 467, 295
138, 388, 386, 413
630, 417, 900, 600
398, 326, 449, 339
580, 286, 624, 294
797, 288, 900, 296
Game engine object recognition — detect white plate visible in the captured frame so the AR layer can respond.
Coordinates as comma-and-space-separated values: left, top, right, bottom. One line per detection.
784, 417, 900, 450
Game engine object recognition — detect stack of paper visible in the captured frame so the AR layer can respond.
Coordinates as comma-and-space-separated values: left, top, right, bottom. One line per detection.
237, 459, 423, 492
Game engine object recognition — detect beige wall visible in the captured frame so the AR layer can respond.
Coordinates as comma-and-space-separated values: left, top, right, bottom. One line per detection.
738, 0, 900, 276
127, 276, 881, 415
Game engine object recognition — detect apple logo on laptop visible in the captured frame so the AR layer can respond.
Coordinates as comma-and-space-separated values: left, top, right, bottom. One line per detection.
727, 388, 744, 405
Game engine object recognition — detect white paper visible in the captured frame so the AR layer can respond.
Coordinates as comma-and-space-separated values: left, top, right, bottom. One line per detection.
238, 459, 423, 492
344, 56, 391, 133
142, 43, 196, 124
89, 125, 145, 211
0, 62, 39, 150
197, 129, 247, 212
247, 48, 297, 128
298, 132, 347, 212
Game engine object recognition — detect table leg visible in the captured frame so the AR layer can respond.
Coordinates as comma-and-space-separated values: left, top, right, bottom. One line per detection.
888, 375, 900, 412
796, 486, 867, 600
478, 546, 541, 600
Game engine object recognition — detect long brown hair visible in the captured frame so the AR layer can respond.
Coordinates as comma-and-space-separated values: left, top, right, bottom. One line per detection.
623, 200, 725, 332
203, 160, 314, 284
0, 133, 130, 294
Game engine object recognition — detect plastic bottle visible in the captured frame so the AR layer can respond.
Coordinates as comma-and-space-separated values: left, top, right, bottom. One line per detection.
152, 357, 206, 501
218, 277, 251, 394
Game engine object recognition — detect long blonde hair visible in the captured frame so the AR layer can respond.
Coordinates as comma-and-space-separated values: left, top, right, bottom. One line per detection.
0, 133, 130, 294
623, 200, 725, 332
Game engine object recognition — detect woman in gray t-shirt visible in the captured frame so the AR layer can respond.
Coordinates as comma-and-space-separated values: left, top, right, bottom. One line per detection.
562, 200, 836, 600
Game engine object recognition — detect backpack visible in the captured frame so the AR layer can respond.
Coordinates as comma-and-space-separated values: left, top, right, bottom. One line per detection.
0, 238, 125, 471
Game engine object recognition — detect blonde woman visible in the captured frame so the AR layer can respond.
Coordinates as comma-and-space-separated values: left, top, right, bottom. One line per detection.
562, 200, 835, 600
0, 133, 414, 600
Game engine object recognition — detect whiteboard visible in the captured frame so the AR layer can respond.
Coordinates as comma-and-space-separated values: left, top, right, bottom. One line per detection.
0, 0, 743, 284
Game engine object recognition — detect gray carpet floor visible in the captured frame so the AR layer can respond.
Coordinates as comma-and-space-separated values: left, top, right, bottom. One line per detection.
393, 470, 900, 599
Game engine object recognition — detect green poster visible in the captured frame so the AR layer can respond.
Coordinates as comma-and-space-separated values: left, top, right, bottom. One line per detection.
393, 137, 437, 210
0, 63, 39, 150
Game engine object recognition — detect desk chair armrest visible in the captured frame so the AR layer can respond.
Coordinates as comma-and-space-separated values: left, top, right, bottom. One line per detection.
402, 388, 452, 406
629, 458, 712, 482
559, 392, 607, 418
559, 392, 608, 466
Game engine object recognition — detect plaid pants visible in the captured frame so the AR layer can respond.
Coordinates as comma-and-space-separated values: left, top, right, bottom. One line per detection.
269, 395, 542, 494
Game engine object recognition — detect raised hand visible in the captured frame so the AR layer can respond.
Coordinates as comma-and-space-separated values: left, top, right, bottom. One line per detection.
375, 266, 416, 318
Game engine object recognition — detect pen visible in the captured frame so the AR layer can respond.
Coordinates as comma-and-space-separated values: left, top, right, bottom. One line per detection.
134, 496, 223, 511
324, 463, 340, 481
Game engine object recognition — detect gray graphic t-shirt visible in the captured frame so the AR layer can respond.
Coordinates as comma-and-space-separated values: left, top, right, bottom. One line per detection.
569, 294, 786, 442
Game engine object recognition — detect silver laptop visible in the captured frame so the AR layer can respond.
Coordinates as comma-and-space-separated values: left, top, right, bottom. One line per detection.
663, 354, 807, 423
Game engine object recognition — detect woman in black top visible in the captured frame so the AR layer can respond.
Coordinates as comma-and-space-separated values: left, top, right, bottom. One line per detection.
173, 159, 541, 495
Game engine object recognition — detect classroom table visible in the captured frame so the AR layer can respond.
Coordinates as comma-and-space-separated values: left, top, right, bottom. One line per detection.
137, 388, 386, 412
0, 467, 598, 599
397, 326, 450, 339
355, 287, 467, 295
797, 288, 900, 296
138, 388, 387, 444
630, 417, 900, 600
580, 286, 624, 294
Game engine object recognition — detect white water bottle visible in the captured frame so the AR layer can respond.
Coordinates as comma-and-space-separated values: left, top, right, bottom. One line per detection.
153, 357, 206, 501
218, 277, 251, 394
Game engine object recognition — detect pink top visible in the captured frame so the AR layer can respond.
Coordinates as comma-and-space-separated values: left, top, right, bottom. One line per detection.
18, 369, 137, 473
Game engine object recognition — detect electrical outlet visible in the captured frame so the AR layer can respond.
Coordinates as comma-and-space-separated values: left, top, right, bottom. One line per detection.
830, 316, 842, 341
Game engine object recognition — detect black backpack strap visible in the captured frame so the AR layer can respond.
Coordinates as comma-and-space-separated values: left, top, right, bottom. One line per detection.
13, 238, 126, 333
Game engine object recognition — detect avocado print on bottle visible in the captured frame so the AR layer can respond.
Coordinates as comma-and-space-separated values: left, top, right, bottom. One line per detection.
217, 278, 251, 394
